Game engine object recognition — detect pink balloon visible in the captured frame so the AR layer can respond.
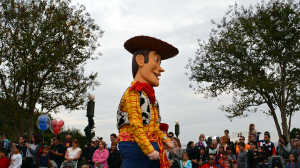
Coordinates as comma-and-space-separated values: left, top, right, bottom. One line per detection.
58, 120, 64, 127
52, 119, 58, 126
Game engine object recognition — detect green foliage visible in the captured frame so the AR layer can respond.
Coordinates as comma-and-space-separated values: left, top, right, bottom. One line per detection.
0, 0, 103, 139
62, 127, 86, 150
187, 0, 300, 138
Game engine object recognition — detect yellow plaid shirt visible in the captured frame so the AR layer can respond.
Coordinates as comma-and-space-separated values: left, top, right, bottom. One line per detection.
117, 82, 170, 155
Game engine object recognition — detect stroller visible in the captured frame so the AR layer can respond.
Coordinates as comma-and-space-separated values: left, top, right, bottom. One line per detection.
268, 155, 285, 168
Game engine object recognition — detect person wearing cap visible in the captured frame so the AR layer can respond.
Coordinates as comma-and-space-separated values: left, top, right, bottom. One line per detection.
82, 137, 99, 167
49, 135, 64, 168
37, 146, 51, 168
64, 132, 73, 152
116, 35, 177, 168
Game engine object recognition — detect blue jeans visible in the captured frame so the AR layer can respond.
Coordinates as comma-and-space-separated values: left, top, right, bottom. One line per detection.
118, 141, 160, 168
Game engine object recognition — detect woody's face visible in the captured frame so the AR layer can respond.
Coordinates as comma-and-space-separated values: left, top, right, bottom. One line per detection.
135, 51, 165, 87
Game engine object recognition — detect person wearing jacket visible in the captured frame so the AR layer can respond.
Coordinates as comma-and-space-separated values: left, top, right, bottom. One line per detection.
199, 156, 217, 168
276, 135, 291, 159
24, 133, 42, 168
92, 141, 109, 168
180, 152, 192, 168
107, 141, 121, 168
169, 138, 184, 168
83, 137, 99, 167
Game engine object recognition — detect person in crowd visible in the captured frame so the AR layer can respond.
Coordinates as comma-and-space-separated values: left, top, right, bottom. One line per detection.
24, 133, 42, 168
291, 138, 299, 156
9, 145, 22, 168
256, 146, 265, 168
18, 136, 27, 168
64, 132, 74, 151
1, 134, 10, 150
248, 134, 256, 144
226, 146, 236, 162
215, 146, 224, 165
99, 137, 103, 142
61, 139, 82, 168
296, 132, 300, 139
9, 141, 17, 159
197, 147, 208, 168
37, 146, 50, 168
196, 134, 207, 149
92, 141, 109, 168
218, 151, 228, 168
258, 131, 276, 162
224, 130, 230, 139
49, 135, 64, 168
249, 124, 258, 140
169, 132, 175, 141
200, 156, 217, 168
276, 135, 291, 159
247, 141, 258, 168
169, 138, 183, 168
186, 141, 197, 168
0, 148, 9, 168
236, 136, 250, 155
180, 152, 192, 168
225, 160, 233, 168
237, 142, 248, 168
285, 153, 298, 168
107, 141, 121, 168
218, 136, 229, 153
82, 137, 99, 167
232, 163, 237, 168
106, 134, 118, 149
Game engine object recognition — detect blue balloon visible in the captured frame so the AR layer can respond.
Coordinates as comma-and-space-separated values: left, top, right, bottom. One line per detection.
40, 122, 47, 131
39, 116, 48, 122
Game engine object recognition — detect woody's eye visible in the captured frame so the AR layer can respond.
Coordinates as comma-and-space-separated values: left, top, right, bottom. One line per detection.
155, 57, 159, 62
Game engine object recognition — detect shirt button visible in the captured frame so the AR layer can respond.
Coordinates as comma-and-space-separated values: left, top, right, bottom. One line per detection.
163, 136, 167, 140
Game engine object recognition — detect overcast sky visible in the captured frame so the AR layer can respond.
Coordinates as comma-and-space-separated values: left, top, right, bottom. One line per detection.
51, 0, 300, 145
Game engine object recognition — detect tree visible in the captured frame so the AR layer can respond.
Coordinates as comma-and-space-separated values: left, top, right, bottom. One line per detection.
186, 0, 300, 141
0, 0, 104, 139
290, 127, 300, 139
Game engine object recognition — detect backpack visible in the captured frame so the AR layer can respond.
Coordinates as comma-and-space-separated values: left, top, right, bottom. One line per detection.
1, 140, 11, 157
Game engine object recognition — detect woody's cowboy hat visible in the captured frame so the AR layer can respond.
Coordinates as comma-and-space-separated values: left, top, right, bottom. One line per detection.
124, 35, 179, 60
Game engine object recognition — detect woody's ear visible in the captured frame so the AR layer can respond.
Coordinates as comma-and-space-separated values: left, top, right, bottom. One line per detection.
135, 54, 145, 67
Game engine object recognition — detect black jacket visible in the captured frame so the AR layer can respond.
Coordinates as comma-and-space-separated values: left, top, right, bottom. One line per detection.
82, 146, 98, 161
107, 149, 121, 168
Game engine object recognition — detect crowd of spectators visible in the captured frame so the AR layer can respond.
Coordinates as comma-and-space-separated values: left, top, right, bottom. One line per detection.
0, 123, 300, 168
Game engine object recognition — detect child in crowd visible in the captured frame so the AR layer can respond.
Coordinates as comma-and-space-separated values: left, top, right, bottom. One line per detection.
226, 146, 236, 162
249, 123, 261, 141
197, 134, 207, 148
9, 141, 17, 159
237, 142, 248, 168
0, 148, 9, 168
233, 163, 237, 168
218, 151, 228, 168
81, 165, 89, 168
215, 146, 224, 164
180, 152, 192, 168
256, 146, 265, 168
225, 160, 233, 168
37, 146, 51, 168
9, 145, 22, 168
198, 147, 208, 167
224, 130, 230, 139
286, 153, 298, 168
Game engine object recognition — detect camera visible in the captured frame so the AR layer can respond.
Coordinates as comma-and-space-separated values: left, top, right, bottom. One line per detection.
24, 139, 28, 144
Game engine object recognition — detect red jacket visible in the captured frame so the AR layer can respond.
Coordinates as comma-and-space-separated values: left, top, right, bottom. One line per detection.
199, 163, 217, 168
219, 158, 228, 168
0, 157, 10, 168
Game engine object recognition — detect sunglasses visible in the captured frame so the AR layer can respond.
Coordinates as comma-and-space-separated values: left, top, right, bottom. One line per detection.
239, 139, 245, 140
168, 136, 172, 138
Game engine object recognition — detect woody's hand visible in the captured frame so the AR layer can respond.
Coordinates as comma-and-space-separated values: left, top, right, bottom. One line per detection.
147, 150, 160, 160
165, 141, 174, 149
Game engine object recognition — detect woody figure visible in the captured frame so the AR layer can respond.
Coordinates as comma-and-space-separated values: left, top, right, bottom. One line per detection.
117, 35, 178, 168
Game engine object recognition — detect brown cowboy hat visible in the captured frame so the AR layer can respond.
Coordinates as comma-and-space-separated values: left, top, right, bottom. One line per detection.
124, 35, 179, 60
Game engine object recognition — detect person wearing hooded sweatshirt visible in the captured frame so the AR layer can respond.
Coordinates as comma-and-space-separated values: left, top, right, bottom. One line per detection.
92, 141, 109, 168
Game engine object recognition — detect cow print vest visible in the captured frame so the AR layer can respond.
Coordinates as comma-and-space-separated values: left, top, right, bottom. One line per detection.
116, 87, 161, 129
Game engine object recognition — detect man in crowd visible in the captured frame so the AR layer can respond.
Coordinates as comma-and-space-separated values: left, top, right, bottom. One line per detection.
49, 136, 64, 168
64, 132, 73, 150
1, 134, 10, 150
107, 133, 118, 149
236, 136, 250, 155
82, 137, 99, 167
168, 132, 175, 141
237, 142, 248, 168
258, 131, 276, 162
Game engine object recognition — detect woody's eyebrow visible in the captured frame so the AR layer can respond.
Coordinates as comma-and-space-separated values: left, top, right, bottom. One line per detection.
154, 52, 161, 56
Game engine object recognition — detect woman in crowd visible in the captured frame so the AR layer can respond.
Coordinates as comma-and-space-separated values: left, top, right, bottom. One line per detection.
276, 135, 291, 159
247, 141, 258, 168
92, 141, 109, 168
291, 138, 299, 156
215, 146, 224, 165
169, 138, 183, 168
18, 136, 27, 168
24, 133, 42, 168
218, 136, 229, 153
62, 139, 82, 167
107, 141, 121, 168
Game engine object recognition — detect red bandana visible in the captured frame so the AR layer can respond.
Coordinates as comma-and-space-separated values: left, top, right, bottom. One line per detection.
129, 81, 156, 103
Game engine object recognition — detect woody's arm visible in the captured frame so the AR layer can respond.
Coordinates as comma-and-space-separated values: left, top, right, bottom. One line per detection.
157, 128, 171, 144
125, 90, 154, 155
